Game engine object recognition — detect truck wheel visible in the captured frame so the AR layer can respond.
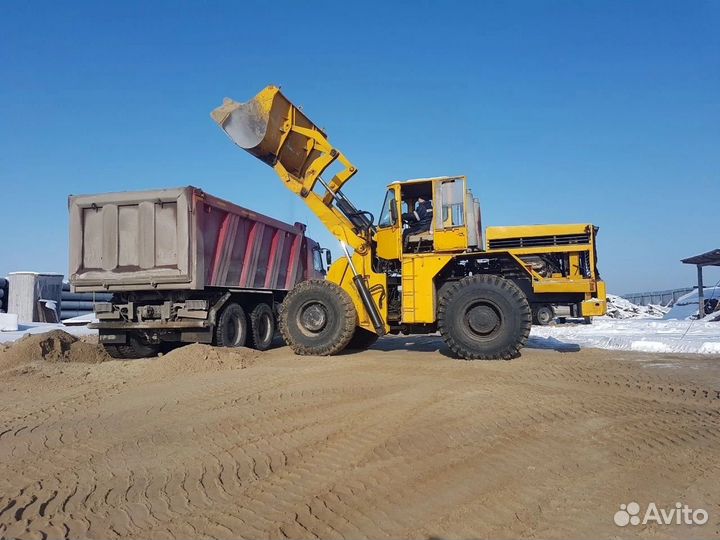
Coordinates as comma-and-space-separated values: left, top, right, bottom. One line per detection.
437, 275, 531, 360
344, 327, 379, 351
532, 304, 555, 326
104, 344, 131, 359
279, 280, 356, 355
103, 333, 160, 359
215, 303, 248, 347
248, 303, 275, 351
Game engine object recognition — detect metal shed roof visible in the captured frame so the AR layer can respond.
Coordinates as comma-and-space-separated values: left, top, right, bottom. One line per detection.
681, 249, 720, 266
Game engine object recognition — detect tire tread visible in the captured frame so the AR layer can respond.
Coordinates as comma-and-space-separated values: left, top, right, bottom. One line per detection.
248, 302, 275, 351
437, 274, 531, 360
279, 280, 356, 356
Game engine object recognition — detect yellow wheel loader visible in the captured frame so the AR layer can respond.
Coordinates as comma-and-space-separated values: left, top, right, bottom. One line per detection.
211, 86, 606, 359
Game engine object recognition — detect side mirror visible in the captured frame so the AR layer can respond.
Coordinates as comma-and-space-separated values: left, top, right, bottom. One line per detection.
324, 249, 332, 265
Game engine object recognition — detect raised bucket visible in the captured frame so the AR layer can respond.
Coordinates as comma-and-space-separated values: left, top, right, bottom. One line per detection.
211, 86, 327, 180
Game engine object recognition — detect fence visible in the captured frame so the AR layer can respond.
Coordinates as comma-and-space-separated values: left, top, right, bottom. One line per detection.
621, 287, 694, 307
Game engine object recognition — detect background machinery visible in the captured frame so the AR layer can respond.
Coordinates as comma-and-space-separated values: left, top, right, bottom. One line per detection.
211, 86, 606, 359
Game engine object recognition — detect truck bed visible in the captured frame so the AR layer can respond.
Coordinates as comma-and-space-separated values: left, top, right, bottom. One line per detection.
69, 186, 318, 293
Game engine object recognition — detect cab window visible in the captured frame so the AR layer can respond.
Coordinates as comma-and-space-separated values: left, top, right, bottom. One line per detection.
312, 249, 325, 274
378, 189, 397, 228
435, 178, 465, 230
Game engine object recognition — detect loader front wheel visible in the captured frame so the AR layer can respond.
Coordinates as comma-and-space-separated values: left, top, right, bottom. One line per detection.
279, 280, 357, 356
437, 275, 531, 360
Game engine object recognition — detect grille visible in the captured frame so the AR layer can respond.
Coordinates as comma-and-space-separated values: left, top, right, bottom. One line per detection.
488, 233, 590, 250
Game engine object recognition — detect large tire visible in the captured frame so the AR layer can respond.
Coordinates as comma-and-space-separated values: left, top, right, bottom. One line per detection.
104, 344, 131, 359
102, 332, 160, 359
437, 275, 531, 360
215, 303, 248, 347
248, 302, 275, 351
344, 326, 379, 351
279, 280, 356, 355
532, 304, 554, 326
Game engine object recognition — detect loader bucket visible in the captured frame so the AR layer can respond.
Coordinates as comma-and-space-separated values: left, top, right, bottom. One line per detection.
211, 85, 327, 180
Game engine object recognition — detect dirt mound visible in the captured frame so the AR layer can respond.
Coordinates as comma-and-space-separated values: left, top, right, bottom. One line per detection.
2, 345, 719, 539
0, 330, 110, 371
147, 343, 261, 377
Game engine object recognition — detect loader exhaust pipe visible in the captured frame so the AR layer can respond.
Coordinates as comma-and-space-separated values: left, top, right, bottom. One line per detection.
340, 242, 386, 337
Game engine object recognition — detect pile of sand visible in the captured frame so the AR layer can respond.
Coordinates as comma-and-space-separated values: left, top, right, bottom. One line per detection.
147, 343, 261, 377
0, 330, 110, 371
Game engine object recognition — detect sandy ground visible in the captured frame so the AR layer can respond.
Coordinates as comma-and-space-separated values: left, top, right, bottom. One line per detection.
1, 333, 719, 539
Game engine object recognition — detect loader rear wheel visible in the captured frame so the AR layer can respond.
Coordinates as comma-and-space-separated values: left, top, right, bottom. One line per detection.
248, 302, 275, 351
344, 327, 379, 351
215, 303, 248, 348
437, 275, 531, 360
103, 333, 160, 359
279, 280, 356, 356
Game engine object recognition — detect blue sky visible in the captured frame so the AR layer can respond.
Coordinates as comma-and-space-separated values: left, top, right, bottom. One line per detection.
1, 0, 718, 294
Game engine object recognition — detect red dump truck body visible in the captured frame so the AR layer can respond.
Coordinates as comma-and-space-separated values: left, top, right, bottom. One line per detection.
68, 186, 327, 357
69, 186, 323, 292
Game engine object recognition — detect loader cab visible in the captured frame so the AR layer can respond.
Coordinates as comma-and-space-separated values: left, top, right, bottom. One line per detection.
375, 176, 482, 260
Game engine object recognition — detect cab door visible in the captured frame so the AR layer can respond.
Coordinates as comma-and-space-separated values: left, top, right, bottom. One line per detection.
375, 186, 402, 260
432, 177, 468, 252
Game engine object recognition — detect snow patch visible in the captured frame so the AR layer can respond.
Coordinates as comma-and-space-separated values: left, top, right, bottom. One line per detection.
606, 294, 668, 319
630, 341, 669, 353
0, 313, 19, 332
62, 312, 97, 325
698, 342, 720, 354
665, 287, 720, 320
530, 318, 720, 355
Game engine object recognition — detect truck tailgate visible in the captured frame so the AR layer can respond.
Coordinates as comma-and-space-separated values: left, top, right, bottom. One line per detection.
69, 187, 192, 290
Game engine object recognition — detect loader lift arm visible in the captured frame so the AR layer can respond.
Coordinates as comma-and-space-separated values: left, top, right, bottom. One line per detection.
211, 86, 372, 253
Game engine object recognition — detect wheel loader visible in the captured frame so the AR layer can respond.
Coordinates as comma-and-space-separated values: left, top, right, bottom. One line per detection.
211, 86, 606, 359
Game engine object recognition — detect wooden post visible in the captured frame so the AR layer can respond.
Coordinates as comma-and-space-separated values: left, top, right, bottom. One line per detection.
697, 265, 704, 319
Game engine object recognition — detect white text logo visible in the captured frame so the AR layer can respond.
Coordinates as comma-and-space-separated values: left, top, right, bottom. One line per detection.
614, 502, 708, 527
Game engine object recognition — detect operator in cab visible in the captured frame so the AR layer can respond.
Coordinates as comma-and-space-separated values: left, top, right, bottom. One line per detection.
402, 196, 434, 246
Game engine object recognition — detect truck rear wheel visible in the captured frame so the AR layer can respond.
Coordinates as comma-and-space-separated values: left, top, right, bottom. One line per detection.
103, 332, 160, 359
215, 303, 248, 347
532, 304, 555, 326
344, 327, 379, 351
279, 280, 356, 355
437, 275, 531, 360
248, 303, 275, 351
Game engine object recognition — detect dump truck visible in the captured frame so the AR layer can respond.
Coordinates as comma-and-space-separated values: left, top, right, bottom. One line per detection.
211, 86, 606, 359
69, 186, 328, 358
